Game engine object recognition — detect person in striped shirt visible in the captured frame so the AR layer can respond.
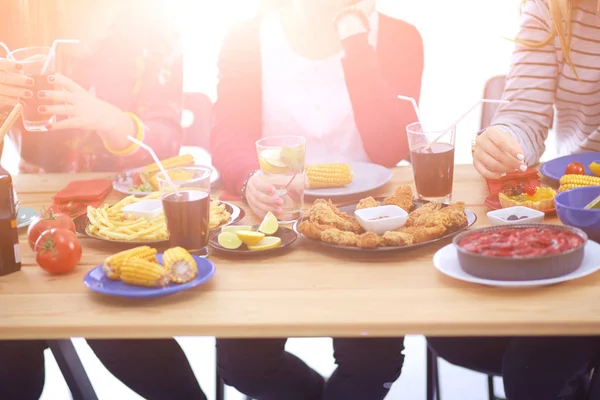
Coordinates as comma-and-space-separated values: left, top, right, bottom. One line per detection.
434, 1, 600, 399
474, 0, 600, 179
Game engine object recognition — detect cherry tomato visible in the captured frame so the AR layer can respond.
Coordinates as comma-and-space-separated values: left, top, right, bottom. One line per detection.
565, 162, 585, 175
34, 229, 82, 274
27, 210, 76, 250
524, 185, 536, 196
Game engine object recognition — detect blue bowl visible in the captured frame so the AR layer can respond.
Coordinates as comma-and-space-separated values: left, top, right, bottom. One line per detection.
555, 187, 600, 242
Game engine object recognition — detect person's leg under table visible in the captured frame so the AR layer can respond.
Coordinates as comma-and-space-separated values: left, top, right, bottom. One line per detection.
0, 340, 47, 400
216, 338, 324, 400
87, 338, 206, 400
324, 337, 405, 400
503, 336, 600, 400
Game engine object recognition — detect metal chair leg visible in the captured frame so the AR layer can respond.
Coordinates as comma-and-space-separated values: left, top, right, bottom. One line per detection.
427, 345, 441, 400
47, 340, 98, 400
216, 362, 225, 400
487, 375, 495, 400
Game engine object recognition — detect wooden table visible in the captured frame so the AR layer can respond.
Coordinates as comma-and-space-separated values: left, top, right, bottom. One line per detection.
3, 165, 600, 340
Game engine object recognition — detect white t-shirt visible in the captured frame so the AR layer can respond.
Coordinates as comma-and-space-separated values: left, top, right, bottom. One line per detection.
260, 12, 379, 165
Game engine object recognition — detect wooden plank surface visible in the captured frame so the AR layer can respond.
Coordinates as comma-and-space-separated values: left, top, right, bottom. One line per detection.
4, 165, 598, 340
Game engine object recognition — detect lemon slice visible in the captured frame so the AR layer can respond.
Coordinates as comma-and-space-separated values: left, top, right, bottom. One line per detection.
260, 148, 286, 167
258, 212, 279, 235
236, 231, 265, 246
217, 232, 243, 250
248, 236, 282, 251
221, 225, 253, 233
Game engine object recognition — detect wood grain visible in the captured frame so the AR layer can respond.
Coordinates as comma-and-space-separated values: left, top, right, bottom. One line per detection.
5, 166, 594, 340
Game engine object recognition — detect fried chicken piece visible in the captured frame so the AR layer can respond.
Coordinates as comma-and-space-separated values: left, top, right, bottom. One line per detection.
356, 196, 380, 210
412, 202, 468, 232
383, 185, 414, 212
398, 225, 447, 243
405, 202, 442, 227
307, 201, 363, 233
413, 212, 452, 229
297, 221, 335, 240
441, 208, 468, 232
357, 232, 384, 249
321, 228, 358, 247
382, 231, 414, 247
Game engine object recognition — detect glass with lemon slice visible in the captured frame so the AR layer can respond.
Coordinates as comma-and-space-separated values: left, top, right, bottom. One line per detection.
256, 136, 306, 222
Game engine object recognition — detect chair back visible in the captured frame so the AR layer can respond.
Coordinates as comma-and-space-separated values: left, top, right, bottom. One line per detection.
481, 76, 507, 130
182, 92, 213, 150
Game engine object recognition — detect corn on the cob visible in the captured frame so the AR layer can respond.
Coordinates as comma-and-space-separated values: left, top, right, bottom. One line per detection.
144, 154, 194, 175
306, 164, 353, 189
559, 174, 600, 192
120, 259, 170, 288
103, 246, 157, 280
163, 247, 197, 284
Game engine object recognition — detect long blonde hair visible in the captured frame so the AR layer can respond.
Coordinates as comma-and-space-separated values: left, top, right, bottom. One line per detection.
519, 0, 579, 75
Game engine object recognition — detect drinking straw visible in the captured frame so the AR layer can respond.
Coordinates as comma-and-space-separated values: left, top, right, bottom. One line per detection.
425, 99, 510, 151
397, 95, 426, 130
0, 42, 10, 56
40, 39, 80, 75
127, 135, 179, 193
0, 103, 23, 143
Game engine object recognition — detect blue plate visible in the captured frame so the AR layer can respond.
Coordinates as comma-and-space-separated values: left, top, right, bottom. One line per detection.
83, 254, 216, 298
17, 207, 40, 229
540, 152, 600, 181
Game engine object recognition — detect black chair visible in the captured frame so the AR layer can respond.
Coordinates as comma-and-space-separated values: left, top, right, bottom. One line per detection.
47, 339, 98, 400
182, 92, 213, 150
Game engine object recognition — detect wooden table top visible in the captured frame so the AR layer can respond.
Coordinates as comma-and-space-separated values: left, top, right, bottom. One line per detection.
3, 165, 599, 340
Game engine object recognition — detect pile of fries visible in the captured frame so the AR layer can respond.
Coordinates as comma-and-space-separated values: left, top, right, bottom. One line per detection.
87, 193, 231, 242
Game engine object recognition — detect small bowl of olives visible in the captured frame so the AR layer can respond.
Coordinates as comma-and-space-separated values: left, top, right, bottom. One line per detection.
487, 206, 545, 226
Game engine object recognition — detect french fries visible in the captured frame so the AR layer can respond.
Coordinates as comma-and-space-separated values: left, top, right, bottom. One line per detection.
87, 193, 232, 242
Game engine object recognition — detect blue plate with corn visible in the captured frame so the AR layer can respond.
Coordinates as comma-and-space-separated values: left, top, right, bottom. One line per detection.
84, 246, 216, 298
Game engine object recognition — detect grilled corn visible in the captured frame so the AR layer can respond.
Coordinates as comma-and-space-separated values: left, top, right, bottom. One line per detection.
143, 154, 194, 175
103, 246, 157, 280
306, 163, 353, 189
163, 247, 197, 284
559, 174, 600, 192
120, 259, 170, 288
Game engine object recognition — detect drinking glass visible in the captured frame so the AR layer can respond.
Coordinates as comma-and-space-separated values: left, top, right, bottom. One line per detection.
256, 136, 306, 223
156, 166, 212, 258
406, 122, 456, 203
8, 46, 56, 132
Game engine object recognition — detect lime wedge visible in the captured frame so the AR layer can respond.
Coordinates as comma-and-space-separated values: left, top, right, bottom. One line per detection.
585, 194, 600, 209
248, 236, 282, 251
236, 231, 266, 246
221, 225, 253, 233
258, 212, 279, 235
217, 232, 243, 250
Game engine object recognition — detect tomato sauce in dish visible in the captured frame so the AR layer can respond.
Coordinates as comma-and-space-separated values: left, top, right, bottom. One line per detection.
458, 227, 584, 258
369, 216, 390, 221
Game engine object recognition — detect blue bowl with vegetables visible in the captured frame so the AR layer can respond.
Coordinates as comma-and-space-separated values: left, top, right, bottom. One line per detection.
555, 186, 600, 242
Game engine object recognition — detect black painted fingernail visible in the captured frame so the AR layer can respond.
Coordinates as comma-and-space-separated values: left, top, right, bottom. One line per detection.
38, 106, 46, 113
25, 78, 34, 85
23, 90, 33, 98
38, 91, 46, 98
47, 75, 55, 83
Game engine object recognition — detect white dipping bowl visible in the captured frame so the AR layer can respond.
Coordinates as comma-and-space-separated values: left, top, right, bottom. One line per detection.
487, 206, 545, 226
122, 200, 163, 220
355, 205, 408, 235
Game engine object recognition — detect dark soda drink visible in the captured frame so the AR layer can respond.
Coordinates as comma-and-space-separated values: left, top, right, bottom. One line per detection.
0, 166, 21, 276
23, 75, 53, 124
410, 142, 455, 200
162, 190, 210, 253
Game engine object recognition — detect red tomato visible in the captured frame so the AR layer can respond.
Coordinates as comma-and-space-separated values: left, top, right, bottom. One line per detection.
132, 172, 143, 186
27, 210, 76, 250
565, 162, 585, 175
34, 229, 82, 274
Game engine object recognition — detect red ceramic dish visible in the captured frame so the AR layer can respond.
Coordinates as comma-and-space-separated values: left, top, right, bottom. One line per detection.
453, 224, 587, 281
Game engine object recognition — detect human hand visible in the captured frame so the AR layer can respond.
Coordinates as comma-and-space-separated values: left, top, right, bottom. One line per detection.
473, 127, 527, 180
245, 171, 283, 219
0, 58, 32, 107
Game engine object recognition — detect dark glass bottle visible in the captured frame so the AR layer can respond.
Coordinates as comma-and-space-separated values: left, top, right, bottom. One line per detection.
0, 165, 21, 276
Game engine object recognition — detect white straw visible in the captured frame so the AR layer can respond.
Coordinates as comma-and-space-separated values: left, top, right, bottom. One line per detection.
0, 42, 10, 56
40, 39, 79, 75
397, 95, 426, 130
127, 135, 178, 193
425, 98, 510, 151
